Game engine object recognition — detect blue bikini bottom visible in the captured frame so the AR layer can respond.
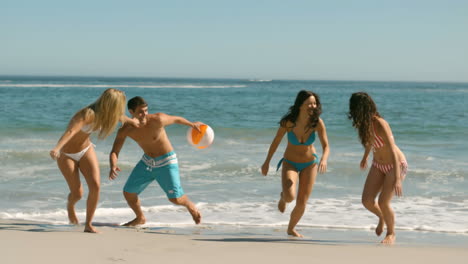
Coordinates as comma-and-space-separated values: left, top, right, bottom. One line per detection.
276, 153, 319, 172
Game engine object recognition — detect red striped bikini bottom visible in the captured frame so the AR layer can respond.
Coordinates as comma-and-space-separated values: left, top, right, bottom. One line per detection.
372, 159, 408, 180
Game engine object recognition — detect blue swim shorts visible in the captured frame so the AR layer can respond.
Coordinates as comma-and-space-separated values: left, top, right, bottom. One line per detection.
123, 151, 185, 199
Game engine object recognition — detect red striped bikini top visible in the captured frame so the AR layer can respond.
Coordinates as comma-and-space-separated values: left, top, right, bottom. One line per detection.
372, 125, 385, 149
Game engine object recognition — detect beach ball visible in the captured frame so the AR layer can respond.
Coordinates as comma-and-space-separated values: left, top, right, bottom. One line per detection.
186, 124, 215, 149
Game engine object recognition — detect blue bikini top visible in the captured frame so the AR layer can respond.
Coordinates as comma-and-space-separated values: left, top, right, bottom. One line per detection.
287, 130, 316, 146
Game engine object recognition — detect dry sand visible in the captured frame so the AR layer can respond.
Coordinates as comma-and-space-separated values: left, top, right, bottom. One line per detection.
1, 219, 467, 264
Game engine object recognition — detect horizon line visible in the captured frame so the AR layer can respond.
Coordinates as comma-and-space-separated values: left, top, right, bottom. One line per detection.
0, 74, 467, 84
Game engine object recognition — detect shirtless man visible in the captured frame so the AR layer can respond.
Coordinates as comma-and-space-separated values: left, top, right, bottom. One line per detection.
109, 96, 202, 226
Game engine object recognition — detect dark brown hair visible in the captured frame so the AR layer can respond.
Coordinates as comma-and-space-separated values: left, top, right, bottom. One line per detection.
127, 96, 148, 111
348, 92, 381, 147
280, 90, 322, 131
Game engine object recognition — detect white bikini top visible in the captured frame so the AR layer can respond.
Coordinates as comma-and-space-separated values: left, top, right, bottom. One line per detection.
81, 124, 95, 134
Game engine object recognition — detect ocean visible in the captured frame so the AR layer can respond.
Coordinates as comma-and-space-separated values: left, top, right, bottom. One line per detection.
0, 76, 467, 243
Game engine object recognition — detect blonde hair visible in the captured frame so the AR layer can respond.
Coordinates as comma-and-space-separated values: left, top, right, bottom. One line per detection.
82, 88, 126, 139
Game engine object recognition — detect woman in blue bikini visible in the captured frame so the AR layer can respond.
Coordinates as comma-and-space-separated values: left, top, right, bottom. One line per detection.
49, 88, 134, 233
261, 90, 330, 237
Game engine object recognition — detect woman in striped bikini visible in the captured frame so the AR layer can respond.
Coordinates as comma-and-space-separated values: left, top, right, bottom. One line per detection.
348, 92, 407, 244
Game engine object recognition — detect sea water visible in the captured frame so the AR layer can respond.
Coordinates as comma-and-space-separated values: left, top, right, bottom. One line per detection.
0, 76, 467, 242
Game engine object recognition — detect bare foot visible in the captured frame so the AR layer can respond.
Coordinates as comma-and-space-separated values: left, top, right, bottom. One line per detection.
375, 218, 384, 236
67, 204, 79, 225
122, 217, 146, 227
287, 229, 303, 238
188, 206, 202, 224
278, 193, 286, 213
381, 233, 396, 244
84, 225, 100, 233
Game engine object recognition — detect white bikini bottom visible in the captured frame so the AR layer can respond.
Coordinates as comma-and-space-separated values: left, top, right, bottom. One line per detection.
62, 143, 95, 162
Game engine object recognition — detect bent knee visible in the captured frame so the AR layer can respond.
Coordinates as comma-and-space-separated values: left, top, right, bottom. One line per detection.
283, 179, 294, 190
123, 191, 138, 200
87, 182, 100, 192
362, 197, 375, 208
377, 199, 391, 209
70, 189, 84, 200
169, 196, 186, 205
282, 193, 295, 203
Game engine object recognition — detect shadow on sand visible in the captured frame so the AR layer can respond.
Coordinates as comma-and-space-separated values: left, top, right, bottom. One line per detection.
0, 221, 123, 233
192, 237, 369, 246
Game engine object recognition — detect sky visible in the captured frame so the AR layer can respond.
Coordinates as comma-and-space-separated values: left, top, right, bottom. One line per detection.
1, 0, 468, 82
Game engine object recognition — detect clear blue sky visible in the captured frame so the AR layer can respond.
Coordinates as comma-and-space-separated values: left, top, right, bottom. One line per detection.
2, 0, 468, 82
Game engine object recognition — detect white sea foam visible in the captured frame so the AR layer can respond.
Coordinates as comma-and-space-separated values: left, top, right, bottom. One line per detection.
2, 196, 467, 234
335, 152, 362, 157
2, 165, 53, 179
0, 137, 53, 145
182, 163, 214, 171
0, 84, 247, 89
223, 139, 243, 145
248, 79, 272, 82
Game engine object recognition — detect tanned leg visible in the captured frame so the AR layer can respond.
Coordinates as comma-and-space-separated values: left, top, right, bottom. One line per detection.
362, 166, 386, 237
122, 191, 146, 226
378, 168, 398, 244
78, 147, 100, 233
57, 156, 83, 225
169, 195, 201, 224
287, 164, 317, 238
279, 162, 298, 213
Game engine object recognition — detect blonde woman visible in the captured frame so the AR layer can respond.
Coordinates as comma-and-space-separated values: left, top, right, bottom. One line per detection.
50, 88, 133, 233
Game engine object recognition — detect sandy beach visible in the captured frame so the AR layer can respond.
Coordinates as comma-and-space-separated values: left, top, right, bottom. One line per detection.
1, 219, 467, 264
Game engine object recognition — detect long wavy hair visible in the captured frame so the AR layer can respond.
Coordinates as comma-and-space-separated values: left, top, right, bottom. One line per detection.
81, 88, 126, 139
348, 92, 381, 147
280, 90, 322, 131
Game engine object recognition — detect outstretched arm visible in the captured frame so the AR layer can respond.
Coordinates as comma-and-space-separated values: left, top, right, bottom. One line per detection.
316, 118, 330, 173
50, 112, 88, 160
120, 115, 139, 128
261, 126, 287, 176
160, 113, 203, 131
109, 127, 128, 180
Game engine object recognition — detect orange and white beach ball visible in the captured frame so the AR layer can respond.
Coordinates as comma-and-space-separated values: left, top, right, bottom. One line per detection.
186, 124, 215, 149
